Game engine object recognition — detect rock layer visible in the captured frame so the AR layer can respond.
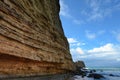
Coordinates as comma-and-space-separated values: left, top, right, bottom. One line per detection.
0, 0, 74, 75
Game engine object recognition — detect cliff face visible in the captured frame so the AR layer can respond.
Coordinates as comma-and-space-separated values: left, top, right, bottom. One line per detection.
0, 0, 74, 75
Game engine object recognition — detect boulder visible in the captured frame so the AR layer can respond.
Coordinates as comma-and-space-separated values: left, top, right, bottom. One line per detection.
75, 61, 85, 69
74, 61, 86, 75
87, 73, 105, 79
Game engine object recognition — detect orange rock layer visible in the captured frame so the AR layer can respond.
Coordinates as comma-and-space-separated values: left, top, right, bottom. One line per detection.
0, 0, 75, 75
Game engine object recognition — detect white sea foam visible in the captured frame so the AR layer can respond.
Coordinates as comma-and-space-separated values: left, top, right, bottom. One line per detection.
70, 68, 120, 80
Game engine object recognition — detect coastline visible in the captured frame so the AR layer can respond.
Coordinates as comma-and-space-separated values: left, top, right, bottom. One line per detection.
68, 67, 120, 80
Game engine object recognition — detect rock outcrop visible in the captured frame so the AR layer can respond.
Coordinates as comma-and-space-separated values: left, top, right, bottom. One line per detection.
0, 0, 74, 76
75, 61, 86, 69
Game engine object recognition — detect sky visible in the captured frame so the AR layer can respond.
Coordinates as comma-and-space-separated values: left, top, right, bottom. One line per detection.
59, 0, 120, 68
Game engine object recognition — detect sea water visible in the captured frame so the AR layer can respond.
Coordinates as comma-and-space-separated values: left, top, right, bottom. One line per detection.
70, 68, 120, 80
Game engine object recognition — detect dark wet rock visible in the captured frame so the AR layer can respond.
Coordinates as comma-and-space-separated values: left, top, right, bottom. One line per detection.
87, 73, 105, 79
74, 61, 86, 75
109, 74, 114, 76
90, 69, 96, 73
75, 61, 85, 69
109, 74, 120, 77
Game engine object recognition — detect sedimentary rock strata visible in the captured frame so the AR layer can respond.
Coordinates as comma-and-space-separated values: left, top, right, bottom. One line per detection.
0, 0, 74, 75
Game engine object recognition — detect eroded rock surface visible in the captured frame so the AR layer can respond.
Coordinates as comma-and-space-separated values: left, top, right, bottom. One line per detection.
0, 0, 74, 75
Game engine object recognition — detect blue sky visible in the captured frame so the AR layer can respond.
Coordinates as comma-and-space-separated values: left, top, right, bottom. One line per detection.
59, 0, 120, 68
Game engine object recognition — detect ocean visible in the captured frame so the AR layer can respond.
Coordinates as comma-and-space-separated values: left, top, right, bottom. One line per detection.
69, 67, 120, 80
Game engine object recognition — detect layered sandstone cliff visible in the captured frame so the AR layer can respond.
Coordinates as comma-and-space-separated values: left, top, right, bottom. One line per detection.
0, 0, 74, 75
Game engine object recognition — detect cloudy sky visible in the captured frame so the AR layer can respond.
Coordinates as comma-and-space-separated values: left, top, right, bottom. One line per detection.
59, 0, 120, 68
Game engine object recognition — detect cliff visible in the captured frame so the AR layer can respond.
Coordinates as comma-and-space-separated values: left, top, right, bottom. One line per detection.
0, 0, 74, 76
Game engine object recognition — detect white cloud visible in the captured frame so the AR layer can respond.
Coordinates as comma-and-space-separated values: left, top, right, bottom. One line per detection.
84, 0, 103, 21
117, 34, 120, 41
112, 30, 120, 42
86, 33, 96, 39
116, 58, 120, 62
71, 47, 84, 55
88, 43, 114, 53
60, 0, 85, 26
67, 38, 86, 47
76, 47, 84, 54
73, 19, 85, 25
114, 31, 120, 42
68, 38, 86, 61
67, 38, 78, 43
60, 0, 71, 17
76, 42, 86, 46
87, 43, 120, 59
85, 30, 96, 39
71, 42, 86, 47
70, 47, 84, 61
82, 0, 120, 21
71, 43, 120, 63
88, 13, 103, 21
85, 30, 106, 40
